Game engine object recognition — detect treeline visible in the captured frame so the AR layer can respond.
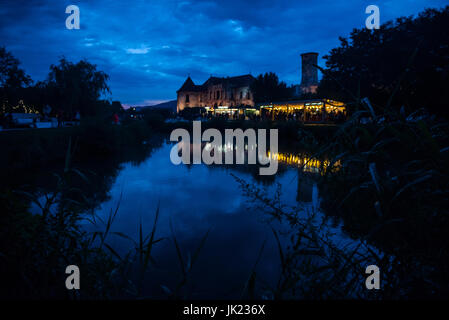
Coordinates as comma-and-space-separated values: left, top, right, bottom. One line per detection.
318, 6, 449, 118
251, 6, 449, 118
0, 47, 122, 119
251, 72, 292, 103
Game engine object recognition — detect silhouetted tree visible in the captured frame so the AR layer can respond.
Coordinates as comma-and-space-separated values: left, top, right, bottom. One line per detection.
0, 47, 32, 113
20, 81, 49, 115
251, 72, 292, 103
318, 6, 449, 118
46, 58, 110, 118
111, 101, 124, 115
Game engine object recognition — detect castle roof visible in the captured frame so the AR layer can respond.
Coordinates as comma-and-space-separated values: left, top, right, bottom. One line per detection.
177, 77, 199, 92
177, 74, 255, 92
203, 74, 255, 87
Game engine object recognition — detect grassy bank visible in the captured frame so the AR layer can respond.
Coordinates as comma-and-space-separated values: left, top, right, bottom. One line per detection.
318, 108, 449, 297
0, 122, 167, 299
0, 119, 160, 172
235, 117, 449, 299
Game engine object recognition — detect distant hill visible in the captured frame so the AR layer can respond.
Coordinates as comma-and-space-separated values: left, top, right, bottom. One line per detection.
148, 100, 177, 112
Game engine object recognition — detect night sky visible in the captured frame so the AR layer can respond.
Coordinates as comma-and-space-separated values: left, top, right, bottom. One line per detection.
0, 0, 447, 106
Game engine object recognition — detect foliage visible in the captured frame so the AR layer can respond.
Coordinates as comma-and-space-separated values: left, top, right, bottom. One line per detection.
0, 132, 171, 299
45, 58, 110, 118
0, 47, 33, 113
0, 48, 118, 119
319, 103, 449, 298
251, 72, 292, 103
0, 120, 158, 171
234, 177, 383, 299
234, 104, 449, 299
0, 47, 32, 89
142, 108, 170, 129
318, 6, 449, 118
178, 106, 205, 120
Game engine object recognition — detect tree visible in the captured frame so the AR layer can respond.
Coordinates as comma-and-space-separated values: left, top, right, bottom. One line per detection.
0, 47, 31, 88
251, 72, 292, 103
46, 58, 110, 118
0, 47, 32, 113
318, 6, 449, 118
111, 101, 124, 115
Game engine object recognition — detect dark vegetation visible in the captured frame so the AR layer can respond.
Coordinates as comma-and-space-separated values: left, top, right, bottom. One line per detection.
323, 106, 448, 298
0, 48, 172, 298
314, 10, 449, 297
0, 46, 171, 172
250, 72, 292, 103
235, 103, 448, 299
318, 7, 449, 119
231, 6, 449, 298
0, 143, 165, 298
0, 47, 116, 119
0, 121, 157, 171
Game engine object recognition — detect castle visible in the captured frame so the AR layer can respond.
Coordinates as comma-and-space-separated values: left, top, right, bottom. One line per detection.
293, 52, 319, 95
176, 52, 320, 113
176, 74, 255, 113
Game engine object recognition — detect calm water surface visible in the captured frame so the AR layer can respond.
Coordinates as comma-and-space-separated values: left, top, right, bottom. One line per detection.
82, 142, 341, 298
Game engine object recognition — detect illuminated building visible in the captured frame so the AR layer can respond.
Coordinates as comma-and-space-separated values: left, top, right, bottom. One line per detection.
176, 75, 255, 114
176, 52, 346, 121
258, 99, 346, 122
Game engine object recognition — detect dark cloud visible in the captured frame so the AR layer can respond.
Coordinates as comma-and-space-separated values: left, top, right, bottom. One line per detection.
0, 0, 447, 105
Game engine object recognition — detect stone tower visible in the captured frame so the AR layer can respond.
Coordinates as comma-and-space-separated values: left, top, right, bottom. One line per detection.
300, 52, 319, 94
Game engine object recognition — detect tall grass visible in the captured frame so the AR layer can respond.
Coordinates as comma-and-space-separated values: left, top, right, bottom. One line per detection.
0, 135, 210, 299
231, 95, 449, 299
233, 175, 381, 299
320, 102, 449, 298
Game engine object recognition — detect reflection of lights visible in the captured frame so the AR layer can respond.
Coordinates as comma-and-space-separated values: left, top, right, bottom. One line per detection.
267, 151, 341, 174
191, 142, 340, 174
216, 142, 234, 152
259, 99, 346, 114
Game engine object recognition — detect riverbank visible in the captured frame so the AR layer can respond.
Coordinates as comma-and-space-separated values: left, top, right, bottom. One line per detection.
0, 119, 338, 175
0, 120, 157, 172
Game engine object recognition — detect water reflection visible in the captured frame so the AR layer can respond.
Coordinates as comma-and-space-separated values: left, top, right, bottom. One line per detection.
173, 140, 338, 177
4, 138, 343, 298
267, 151, 341, 174
87, 141, 337, 298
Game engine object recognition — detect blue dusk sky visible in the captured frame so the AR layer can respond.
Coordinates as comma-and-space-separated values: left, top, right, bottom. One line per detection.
0, 0, 447, 106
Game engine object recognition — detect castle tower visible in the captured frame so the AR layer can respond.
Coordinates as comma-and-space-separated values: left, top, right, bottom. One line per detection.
300, 52, 319, 94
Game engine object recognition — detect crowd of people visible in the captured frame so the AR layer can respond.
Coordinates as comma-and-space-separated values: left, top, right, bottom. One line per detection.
199, 108, 346, 123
